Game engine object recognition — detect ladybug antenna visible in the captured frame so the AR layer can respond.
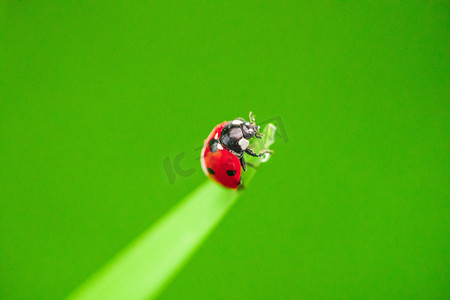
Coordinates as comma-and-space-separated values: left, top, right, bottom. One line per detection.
249, 111, 256, 125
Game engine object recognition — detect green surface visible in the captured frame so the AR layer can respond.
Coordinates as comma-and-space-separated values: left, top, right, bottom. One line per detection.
68, 125, 275, 300
1, 1, 449, 299
68, 181, 237, 300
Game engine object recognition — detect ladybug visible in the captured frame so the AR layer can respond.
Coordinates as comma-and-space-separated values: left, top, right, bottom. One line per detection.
201, 112, 271, 189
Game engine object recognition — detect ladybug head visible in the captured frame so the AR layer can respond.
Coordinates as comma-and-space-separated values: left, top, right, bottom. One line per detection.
243, 112, 262, 139
220, 112, 263, 155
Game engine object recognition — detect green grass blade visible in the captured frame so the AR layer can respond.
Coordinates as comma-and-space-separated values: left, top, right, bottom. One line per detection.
241, 123, 277, 185
68, 181, 237, 300
67, 124, 276, 300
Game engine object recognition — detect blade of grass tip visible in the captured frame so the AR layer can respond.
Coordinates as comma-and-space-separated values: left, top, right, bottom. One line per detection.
67, 124, 277, 300
241, 123, 277, 185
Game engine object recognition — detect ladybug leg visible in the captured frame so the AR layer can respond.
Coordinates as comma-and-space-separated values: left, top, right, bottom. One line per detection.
239, 156, 247, 171
258, 149, 274, 156
245, 148, 273, 157
240, 155, 258, 171
244, 148, 258, 157
247, 162, 258, 169
237, 180, 245, 190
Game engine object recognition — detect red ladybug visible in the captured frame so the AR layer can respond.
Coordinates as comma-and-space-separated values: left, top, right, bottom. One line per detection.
201, 112, 269, 189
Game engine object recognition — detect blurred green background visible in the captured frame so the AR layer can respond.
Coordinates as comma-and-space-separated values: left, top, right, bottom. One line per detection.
1, 1, 449, 299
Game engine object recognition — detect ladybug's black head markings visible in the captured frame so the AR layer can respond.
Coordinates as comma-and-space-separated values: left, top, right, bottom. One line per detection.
220, 120, 260, 156
219, 112, 264, 172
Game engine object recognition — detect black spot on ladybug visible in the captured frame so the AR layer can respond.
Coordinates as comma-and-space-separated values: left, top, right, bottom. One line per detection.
209, 139, 219, 153
207, 167, 215, 175
226, 170, 236, 176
